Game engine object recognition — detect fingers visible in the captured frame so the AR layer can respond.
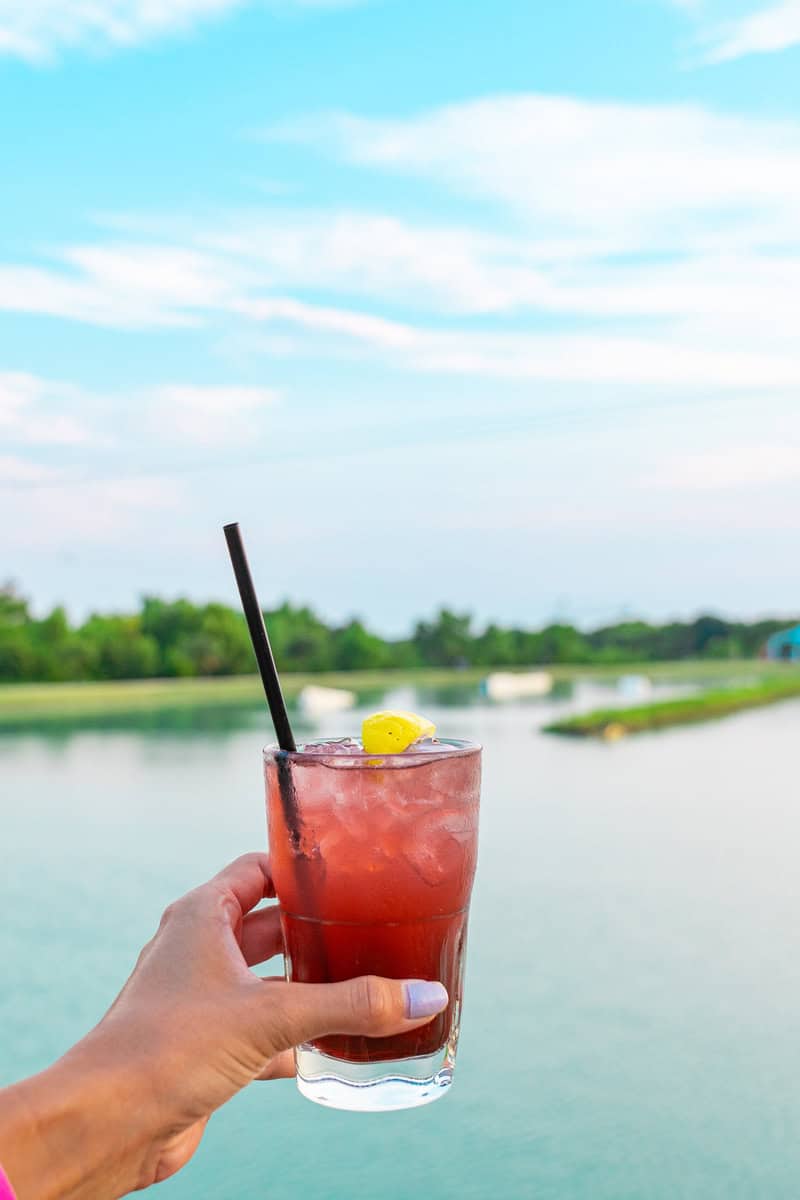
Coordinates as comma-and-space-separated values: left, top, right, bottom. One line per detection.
260, 977, 449, 1053
240, 905, 283, 967
206, 852, 275, 917
256, 1050, 295, 1081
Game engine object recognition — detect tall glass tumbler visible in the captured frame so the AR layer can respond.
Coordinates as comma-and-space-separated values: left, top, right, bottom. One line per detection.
264, 738, 481, 1112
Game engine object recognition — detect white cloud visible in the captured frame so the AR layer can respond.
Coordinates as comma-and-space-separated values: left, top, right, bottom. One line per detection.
0, 455, 67, 484
273, 95, 800, 248
0, 372, 104, 446
194, 210, 800, 340
248, 94, 800, 384
0, 244, 243, 329
0, 0, 359, 63
204, 213, 553, 314
5, 94, 800, 392
700, 1, 800, 63
6, 216, 800, 390
149, 384, 279, 445
230, 298, 800, 389
0, 374, 282, 491
64, 244, 241, 308
0, 0, 244, 62
0, 219, 555, 326
102, 211, 797, 376
3, 476, 187, 549
655, 445, 800, 490
234, 294, 415, 346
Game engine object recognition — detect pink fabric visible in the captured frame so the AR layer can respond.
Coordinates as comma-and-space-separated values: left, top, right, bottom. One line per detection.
0, 1164, 16, 1200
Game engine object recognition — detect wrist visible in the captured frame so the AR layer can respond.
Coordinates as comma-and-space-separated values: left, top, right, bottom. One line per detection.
0, 1035, 160, 1200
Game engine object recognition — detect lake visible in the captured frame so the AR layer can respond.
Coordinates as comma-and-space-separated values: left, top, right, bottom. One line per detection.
2, 681, 800, 1199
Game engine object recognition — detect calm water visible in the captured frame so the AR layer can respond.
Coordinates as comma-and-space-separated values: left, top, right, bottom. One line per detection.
2, 682, 800, 1199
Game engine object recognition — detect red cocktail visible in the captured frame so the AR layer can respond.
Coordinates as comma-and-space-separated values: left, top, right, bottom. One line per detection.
264, 736, 481, 1110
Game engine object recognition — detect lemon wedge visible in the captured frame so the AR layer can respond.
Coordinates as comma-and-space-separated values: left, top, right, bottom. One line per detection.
362, 710, 436, 754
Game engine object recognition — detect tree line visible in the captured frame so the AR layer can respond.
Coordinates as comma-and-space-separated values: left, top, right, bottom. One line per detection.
0, 584, 793, 683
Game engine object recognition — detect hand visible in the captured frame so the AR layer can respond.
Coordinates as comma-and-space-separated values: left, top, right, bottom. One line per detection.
0, 853, 448, 1200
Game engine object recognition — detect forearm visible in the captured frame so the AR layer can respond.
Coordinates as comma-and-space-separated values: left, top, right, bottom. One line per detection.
0, 1037, 156, 1200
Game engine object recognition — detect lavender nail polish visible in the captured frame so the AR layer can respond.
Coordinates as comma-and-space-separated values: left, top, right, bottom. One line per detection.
404, 980, 448, 1019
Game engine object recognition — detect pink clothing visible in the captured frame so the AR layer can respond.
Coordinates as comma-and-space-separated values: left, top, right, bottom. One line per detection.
0, 1165, 15, 1200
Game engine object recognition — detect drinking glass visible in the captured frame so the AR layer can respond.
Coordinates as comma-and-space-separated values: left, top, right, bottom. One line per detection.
264, 738, 481, 1111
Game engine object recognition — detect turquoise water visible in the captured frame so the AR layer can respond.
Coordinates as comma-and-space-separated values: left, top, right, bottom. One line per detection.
3, 684, 800, 1198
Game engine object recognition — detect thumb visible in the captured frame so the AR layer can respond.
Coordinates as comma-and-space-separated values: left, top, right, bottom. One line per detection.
264, 976, 449, 1052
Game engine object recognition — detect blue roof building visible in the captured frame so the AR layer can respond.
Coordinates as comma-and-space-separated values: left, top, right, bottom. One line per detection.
765, 625, 800, 661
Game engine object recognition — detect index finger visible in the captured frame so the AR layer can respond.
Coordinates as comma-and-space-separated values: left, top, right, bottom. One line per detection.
207, 852, 275, 916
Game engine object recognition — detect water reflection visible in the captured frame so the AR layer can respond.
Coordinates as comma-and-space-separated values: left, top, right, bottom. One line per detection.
0, 703, 268, 740
0, 674, 700, 742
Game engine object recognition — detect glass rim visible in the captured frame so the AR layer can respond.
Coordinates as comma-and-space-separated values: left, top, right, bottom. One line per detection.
263, 736, 481, 766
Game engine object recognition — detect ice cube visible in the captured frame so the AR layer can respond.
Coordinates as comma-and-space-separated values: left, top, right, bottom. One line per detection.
299, 738, 363, 756
401, 808, 476, 887
334, 795, 370, 840
318, 817, 352, 861
406, 738, 458, 753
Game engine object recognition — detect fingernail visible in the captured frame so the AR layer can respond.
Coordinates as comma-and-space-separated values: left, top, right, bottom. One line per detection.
404, 980, 448, 1019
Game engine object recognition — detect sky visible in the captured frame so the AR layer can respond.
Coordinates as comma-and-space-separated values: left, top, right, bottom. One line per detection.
1, 0, 799, 634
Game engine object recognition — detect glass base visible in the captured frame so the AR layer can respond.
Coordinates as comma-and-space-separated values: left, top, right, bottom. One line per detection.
295, 1045, 454, 1112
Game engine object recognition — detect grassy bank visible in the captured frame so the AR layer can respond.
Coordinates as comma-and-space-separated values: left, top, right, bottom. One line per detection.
0, 659, 788, 729
0, 668, 488, 728
544, 672, 800, 738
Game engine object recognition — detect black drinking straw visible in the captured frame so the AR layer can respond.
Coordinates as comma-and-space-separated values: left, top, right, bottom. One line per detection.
223, 522, 296, 753
224, 522, 329, 980
223, 522, 304, 854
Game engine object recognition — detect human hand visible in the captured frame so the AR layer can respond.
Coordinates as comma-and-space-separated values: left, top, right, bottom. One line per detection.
0, 853, 448, 1199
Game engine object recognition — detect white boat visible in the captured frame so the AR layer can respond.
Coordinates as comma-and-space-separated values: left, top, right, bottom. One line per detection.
482, 671, 553, 701
297, 685, 357, 718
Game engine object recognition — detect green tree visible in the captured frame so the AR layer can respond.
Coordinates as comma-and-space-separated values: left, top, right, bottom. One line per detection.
264, 602, 334, 672
536, 623, 590, 664
0, 633, 36, 681
332, 620, 388, 670
0, 583, 29, 625
384, 638, 421, 669
0, 584, 35, 680
588, 621, 656, 662
704, 634, 744, 659
413, 609, 473, 667
692, 615, 732, 656
0, 583, 797, 683
140, 597, 202, 671
31, 606, 83, 681
166, 604, 253, 676
79, 615, 160, 680
472, 623, 518, 667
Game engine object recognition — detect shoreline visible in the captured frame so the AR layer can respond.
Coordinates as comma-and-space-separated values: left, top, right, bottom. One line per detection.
544, 673, 800, 738
0, 660, 791, 728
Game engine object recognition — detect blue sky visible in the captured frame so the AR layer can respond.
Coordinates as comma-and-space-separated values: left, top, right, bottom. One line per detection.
1, 0, 799, 633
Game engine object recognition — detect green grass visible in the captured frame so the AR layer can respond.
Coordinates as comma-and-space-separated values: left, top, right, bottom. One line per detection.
0, 668, 486, 728
0, 659, 789, 729
544, 671, 800, 738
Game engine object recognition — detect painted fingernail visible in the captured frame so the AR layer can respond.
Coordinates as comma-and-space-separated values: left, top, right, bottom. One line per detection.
404, 980, 448, 1019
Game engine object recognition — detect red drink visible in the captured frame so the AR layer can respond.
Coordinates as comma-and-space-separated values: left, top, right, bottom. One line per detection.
265, 739, 481, 1075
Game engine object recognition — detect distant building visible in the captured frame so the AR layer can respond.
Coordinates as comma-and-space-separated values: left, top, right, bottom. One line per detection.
765, 625, 800, 662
